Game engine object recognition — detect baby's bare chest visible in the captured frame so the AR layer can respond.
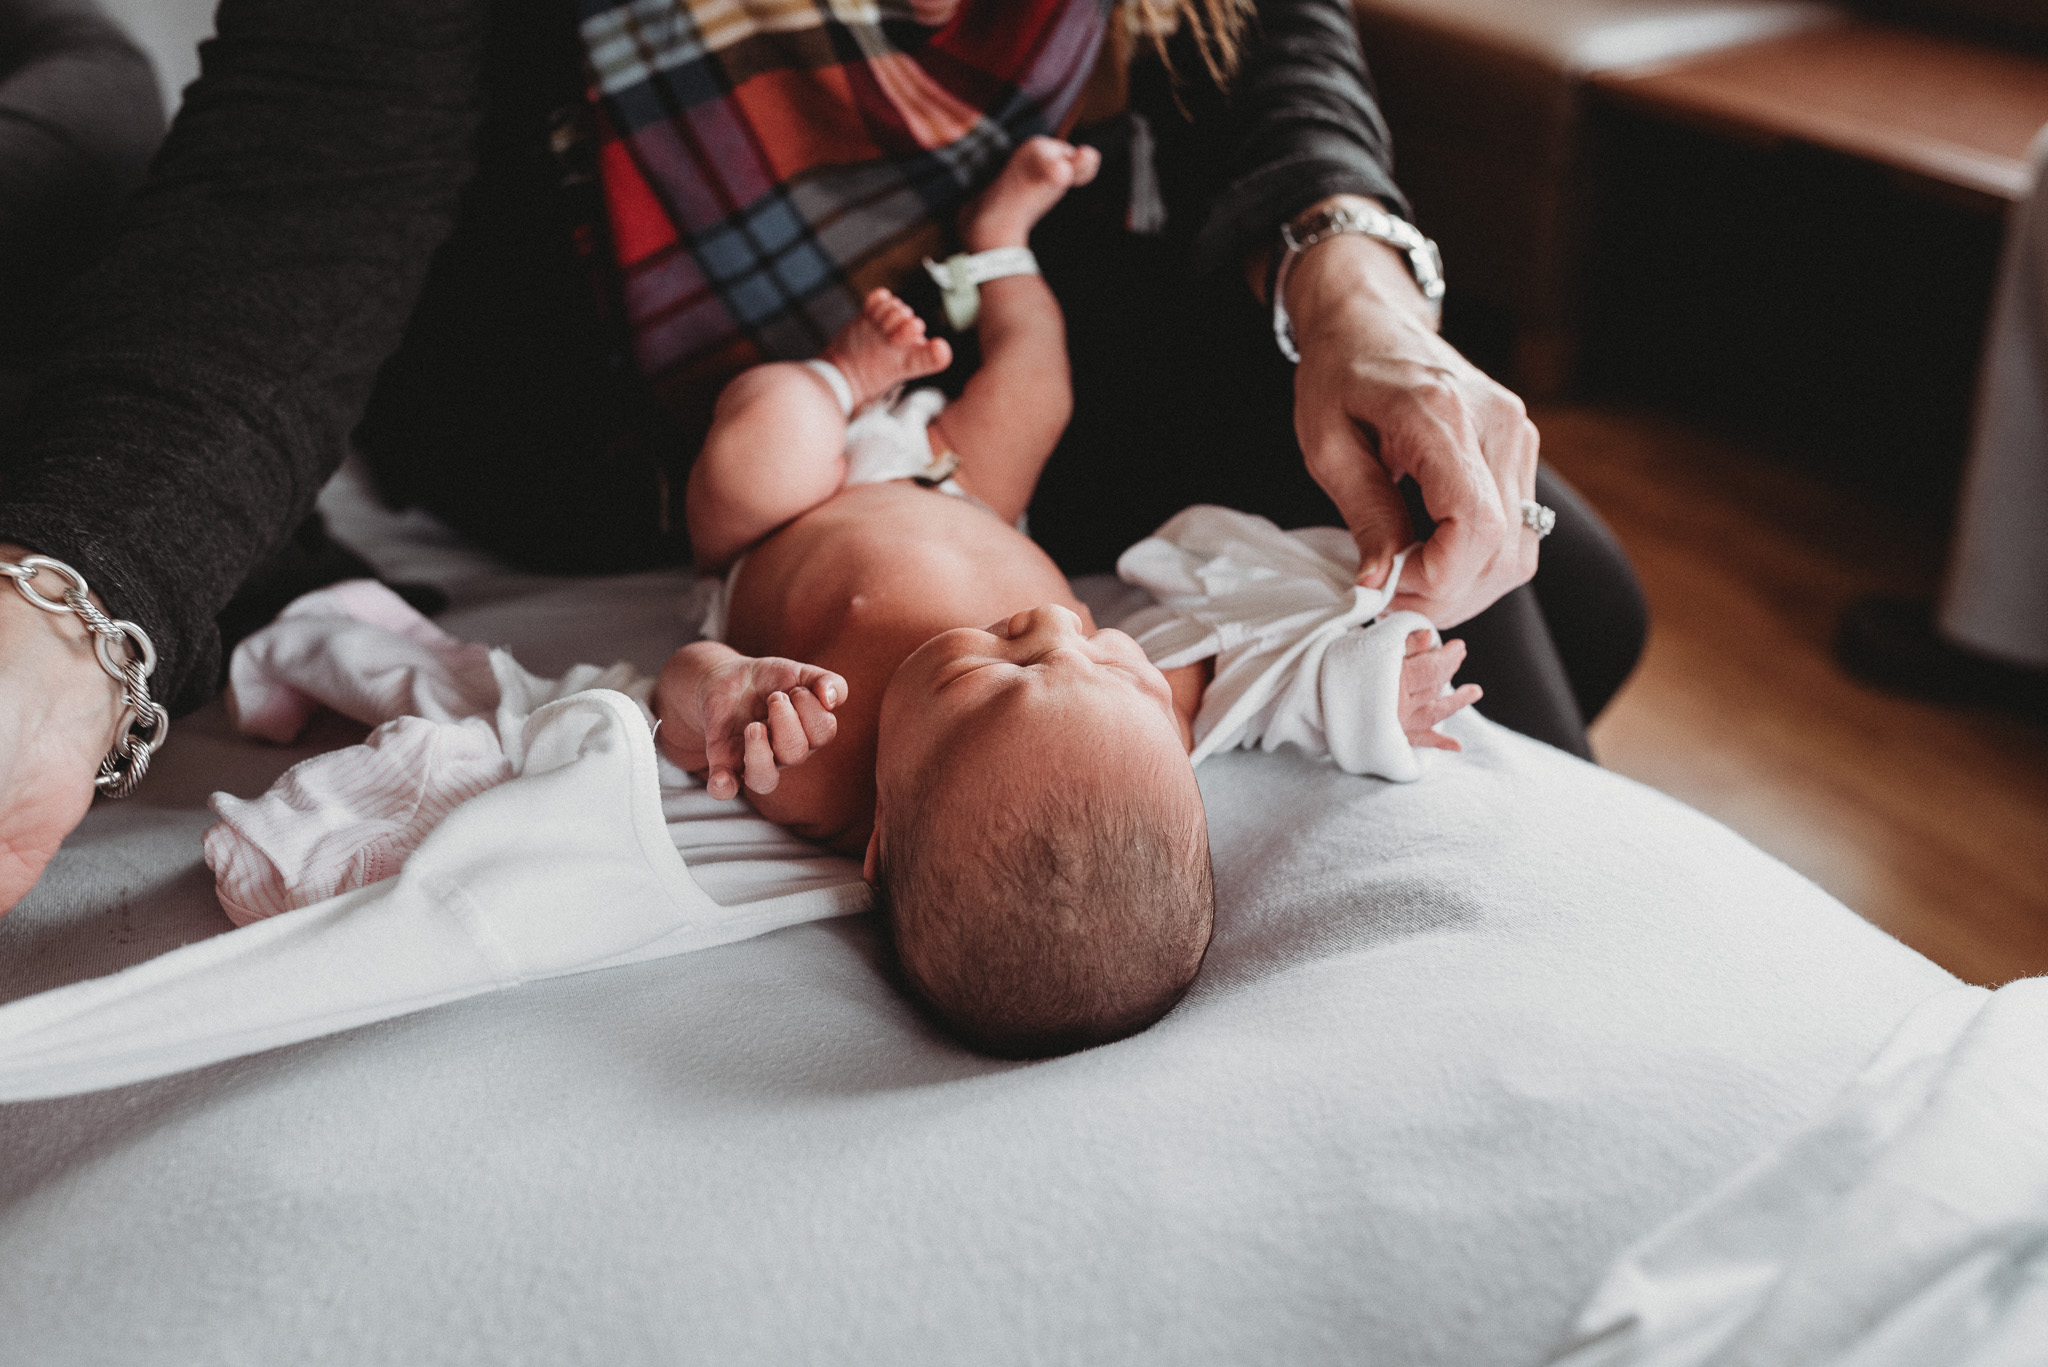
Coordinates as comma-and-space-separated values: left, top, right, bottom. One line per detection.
729, 483, 1075, 664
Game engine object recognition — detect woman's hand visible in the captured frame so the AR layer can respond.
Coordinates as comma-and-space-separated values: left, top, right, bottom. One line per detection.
0, 548, 126, 916
1281, 198, 1542, 629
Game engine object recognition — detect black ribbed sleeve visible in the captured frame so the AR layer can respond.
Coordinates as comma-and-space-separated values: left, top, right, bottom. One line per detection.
0, 0, 490, 714
1188, 0, 1407, 277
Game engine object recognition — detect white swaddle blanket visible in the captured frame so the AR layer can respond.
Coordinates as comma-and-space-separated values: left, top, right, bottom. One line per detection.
0, 507, 1450, 1100
0, 584, 867, 1101
1550, 976, 2048, 1367
1117, 505, 1437, 781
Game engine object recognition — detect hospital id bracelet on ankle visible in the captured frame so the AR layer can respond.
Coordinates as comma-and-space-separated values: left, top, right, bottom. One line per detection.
1, 553, 169, 798
1270, 201, 1445, 364
922, 246, 1039, 331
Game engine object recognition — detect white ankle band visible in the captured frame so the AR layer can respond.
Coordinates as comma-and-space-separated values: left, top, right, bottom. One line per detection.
922, 246, 1039, 331
802, 358, 855, 417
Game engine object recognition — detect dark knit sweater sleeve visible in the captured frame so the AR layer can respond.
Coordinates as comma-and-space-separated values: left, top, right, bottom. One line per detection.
0, 0, 490, 715
0, 0, 163, 316
1187, 0, 1407, 277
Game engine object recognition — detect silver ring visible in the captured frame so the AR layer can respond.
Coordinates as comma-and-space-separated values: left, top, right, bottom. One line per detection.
1520, 500, 1556, 540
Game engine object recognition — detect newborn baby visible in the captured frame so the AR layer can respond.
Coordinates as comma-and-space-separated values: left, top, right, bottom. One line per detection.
655, 137, 1475, 1058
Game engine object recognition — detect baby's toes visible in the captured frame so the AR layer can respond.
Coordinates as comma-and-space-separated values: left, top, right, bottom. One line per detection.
882, 307, 927, 349
909, 334, 952, 374
862, 288, 902, 327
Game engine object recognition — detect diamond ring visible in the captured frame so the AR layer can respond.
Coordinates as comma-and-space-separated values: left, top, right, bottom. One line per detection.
1520, 499, 1556, 539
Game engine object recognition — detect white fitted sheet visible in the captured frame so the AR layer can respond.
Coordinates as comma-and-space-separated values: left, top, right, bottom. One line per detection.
0, 466, 1959, 1366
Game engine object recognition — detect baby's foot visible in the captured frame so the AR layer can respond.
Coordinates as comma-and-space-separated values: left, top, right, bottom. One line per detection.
962, 136, 1102, 252
821, 289, 953, 408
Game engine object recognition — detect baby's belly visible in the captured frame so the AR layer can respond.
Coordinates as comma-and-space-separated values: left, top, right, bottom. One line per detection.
722, 481, 1085, 854
733, 481, 1081, 657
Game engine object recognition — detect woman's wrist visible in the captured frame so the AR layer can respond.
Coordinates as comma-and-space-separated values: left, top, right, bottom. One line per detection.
0, 553, 124, 752
1280, 198, 1438, 330
0, 544, 117, 671
0, 543, 144, 769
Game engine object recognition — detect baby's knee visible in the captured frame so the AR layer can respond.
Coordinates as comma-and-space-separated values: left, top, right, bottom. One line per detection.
714, 362, 817, 421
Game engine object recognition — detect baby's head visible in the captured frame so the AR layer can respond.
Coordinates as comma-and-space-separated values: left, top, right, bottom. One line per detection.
868, 605, 1214, 1059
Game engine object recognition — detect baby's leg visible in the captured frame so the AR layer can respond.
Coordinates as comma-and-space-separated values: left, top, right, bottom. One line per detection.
687, 293, 952, 570
936, 137, 1101, 525
687, 363, 850, 571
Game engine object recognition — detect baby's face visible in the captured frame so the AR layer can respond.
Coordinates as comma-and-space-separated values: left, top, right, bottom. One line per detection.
867, 604, 1195, 869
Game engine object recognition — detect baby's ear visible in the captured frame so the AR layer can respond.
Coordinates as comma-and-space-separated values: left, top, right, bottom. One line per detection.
862, 821, 883, 884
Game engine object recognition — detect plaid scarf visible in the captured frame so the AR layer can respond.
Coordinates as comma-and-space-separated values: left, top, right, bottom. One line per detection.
577, 0, 1111, 413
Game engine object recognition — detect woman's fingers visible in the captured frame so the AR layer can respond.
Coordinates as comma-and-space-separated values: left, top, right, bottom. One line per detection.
1300, 414, 1413, 589
705, 765, 740, 801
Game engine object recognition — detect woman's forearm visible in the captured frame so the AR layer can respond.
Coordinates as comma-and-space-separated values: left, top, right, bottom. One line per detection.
0, 0, 492, 715
1188, 0, 1408, 280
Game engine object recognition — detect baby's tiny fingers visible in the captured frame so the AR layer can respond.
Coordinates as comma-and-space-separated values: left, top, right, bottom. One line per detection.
1403, 645, 1464, 699
743, 720, 781, 794
1405, 628, 1435, 657
790, 687, 839, 750
706, 766, 740, 801
1412, 729, 1464, 753
765, 692, 810, 766
1405, 683, 1480, 738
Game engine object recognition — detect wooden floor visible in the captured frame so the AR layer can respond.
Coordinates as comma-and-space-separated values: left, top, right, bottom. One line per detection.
1538, 403, 2048, 988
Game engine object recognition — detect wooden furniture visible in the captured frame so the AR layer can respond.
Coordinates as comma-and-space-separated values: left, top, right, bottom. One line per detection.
1591, 21, 2048, 208
1351, 0, 1845, 392
1571, 19, 2048, 514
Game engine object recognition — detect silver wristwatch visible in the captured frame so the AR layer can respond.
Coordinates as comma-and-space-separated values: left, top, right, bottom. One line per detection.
1271, 201, 1445, 363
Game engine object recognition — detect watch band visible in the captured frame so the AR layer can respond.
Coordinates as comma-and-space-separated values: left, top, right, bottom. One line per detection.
1270, 202, 1445, 363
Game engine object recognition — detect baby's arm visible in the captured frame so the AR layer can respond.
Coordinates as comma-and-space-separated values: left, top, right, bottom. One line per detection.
653, 642, 847, 800
933, 137, 1101, 524
1400, 630, 1482, 752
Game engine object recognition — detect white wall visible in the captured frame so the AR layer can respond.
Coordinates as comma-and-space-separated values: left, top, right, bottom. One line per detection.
95, 0, 217, 114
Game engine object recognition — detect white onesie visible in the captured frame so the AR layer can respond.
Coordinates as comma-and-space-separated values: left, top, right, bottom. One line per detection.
1116, 505, 1438, 783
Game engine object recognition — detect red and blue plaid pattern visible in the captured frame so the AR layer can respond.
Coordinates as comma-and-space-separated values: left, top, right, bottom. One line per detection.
578, 0, 1110, 409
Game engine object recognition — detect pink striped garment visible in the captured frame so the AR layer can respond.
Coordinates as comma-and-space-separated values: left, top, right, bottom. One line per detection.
205, 715, 514, 927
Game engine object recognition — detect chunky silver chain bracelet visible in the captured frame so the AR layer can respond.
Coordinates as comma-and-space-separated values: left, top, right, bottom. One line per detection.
1, 554, 168, 798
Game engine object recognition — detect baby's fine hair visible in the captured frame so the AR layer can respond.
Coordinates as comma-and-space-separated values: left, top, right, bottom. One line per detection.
875, 774, 1215, 1059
